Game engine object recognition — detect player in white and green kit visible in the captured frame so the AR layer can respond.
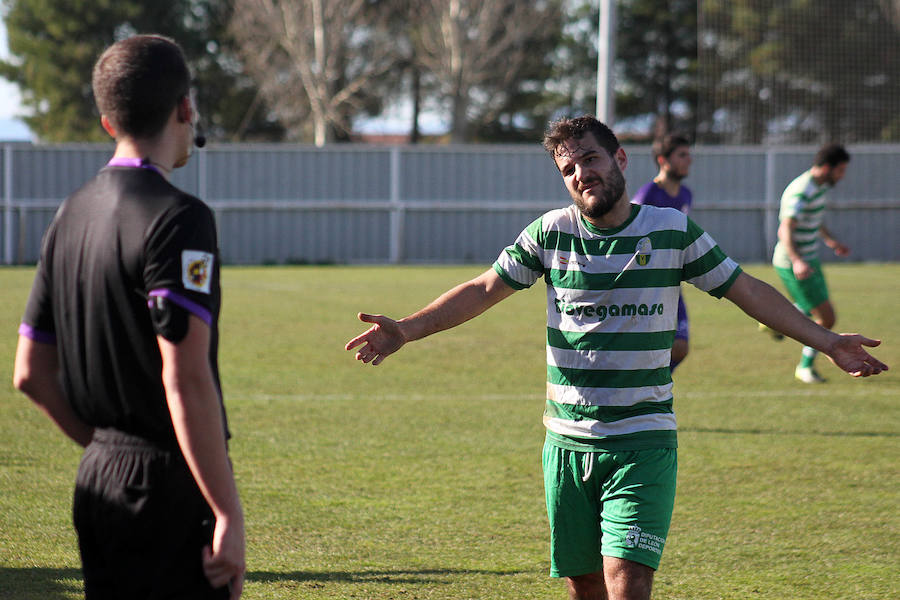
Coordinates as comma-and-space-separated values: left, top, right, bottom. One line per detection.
345, 117, 887, 600
770, 144, 851, 384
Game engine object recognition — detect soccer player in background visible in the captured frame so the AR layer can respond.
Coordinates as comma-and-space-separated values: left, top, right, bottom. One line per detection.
769, 144, 851, 384
345, 116, 886, 600
631, 133, 693, 371
13, 35, 244, 599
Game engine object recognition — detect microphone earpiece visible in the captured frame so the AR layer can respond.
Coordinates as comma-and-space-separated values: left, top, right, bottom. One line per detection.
194, 123, 206, 148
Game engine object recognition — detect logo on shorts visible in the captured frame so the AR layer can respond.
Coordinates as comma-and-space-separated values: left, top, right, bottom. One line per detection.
624, 525, 665, 556
635, 237, 652, 266
182, 250, 214, 294
625, 525, 641, 548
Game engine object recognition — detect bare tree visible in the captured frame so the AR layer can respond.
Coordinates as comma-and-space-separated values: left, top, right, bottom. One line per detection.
411, 0, 563, 143
230, 0, 404, 145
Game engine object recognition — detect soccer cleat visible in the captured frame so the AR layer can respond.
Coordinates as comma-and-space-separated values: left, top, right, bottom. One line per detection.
794, 365, 826, 384
758, 322, 784, 341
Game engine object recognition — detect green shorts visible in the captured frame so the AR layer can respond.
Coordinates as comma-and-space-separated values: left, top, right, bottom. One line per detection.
542, 439, 677, 575
774, 259, 829, 313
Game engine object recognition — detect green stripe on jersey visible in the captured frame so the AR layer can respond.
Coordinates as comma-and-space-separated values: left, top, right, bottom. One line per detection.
683, 245, 730, 281
504, 241, 544, 273
540, 228, 687, 256
547, 268, 682, 290
547, 327, 675, 351
548, 365, 671, 389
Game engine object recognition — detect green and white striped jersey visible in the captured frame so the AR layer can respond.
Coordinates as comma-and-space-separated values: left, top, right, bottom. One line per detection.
493, 203, 741, 452
772, 169, 830, 269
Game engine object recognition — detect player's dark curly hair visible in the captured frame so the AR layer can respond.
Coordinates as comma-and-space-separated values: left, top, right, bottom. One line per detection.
92, 34, 190, 140
652, 133, 691, 163
813, 143, 850, 167
542, 115, 620, 158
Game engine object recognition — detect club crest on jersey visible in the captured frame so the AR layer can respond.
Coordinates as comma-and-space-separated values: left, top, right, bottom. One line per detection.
182, 250, 214, 294
635, 237, 652, 266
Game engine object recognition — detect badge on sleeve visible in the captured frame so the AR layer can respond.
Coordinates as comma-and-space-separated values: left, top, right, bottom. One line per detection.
182, 250, 214, 294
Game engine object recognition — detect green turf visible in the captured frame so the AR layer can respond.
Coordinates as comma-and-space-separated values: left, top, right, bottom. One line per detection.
1, 263, 897, 599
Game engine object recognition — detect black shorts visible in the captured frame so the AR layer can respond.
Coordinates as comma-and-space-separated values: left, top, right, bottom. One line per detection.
73, 429, 229, 600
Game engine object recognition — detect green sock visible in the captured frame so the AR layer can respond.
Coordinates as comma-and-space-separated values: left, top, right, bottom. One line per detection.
799, 346, 818, 368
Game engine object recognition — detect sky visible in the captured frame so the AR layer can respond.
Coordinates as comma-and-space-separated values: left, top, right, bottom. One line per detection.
0, 21, 32, 141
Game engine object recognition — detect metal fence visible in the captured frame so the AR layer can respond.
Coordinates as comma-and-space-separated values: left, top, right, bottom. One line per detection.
3, 142, 899, 266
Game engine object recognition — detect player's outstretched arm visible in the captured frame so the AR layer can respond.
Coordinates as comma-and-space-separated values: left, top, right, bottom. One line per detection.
345, 268, 516, 366
724, 272, 888, 378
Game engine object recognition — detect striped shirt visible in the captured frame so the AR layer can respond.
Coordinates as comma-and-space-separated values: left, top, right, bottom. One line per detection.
772, 169, 830, 269
493, 203, 741, 451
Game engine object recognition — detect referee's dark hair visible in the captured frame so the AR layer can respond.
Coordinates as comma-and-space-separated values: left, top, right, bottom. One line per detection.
92, 34, 191, 140
813, 143, 850, 167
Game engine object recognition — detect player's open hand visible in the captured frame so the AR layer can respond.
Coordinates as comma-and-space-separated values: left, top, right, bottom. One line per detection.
832, 242, 850, 257
826, 334, 889, 377
345, 313, 406, 365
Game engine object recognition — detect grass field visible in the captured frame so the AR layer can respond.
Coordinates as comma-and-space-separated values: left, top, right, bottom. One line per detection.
0, 263, 897, 599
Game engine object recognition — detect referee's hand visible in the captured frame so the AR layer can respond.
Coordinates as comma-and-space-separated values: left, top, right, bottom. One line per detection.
202, 516, 245, 599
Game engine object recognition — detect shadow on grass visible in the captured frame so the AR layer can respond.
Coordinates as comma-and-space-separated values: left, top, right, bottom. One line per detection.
680, 427, 898, 438
248, 567, 527, 586
0, 567, 82, 600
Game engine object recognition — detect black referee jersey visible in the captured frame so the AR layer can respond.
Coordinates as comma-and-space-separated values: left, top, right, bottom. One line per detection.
20, 162, 228, 448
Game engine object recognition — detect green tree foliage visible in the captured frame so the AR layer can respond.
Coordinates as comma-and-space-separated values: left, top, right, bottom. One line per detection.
230, 0, 405, 145
410, 0, 565, 143
543, 1, 698, 142
0, 0, 282, 142
699, 0, 900, 143
616, 0, 697, 138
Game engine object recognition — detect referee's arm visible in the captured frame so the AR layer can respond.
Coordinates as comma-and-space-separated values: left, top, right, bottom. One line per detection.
13, 336, 94, 446
158, 315, 245, 598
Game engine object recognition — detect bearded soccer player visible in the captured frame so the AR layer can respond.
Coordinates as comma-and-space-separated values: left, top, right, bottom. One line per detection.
14, 35, 244, 599
345, 116, 886, 600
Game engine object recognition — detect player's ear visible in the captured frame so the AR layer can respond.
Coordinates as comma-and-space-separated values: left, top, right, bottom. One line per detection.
615, 146, 628, 172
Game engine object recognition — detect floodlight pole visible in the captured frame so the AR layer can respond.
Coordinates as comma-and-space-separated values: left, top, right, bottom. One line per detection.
596, 0, 615, 125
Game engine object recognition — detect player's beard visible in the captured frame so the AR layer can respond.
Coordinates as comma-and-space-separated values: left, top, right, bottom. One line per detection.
573, 162, 627, 220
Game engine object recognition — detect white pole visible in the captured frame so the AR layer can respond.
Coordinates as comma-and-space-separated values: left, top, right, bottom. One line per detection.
596, 0, 615, 125
389, 146, 403, 264
4, 144, 12, 264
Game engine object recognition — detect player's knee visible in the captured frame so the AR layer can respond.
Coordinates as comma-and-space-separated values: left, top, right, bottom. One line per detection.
566, 572, 605, 600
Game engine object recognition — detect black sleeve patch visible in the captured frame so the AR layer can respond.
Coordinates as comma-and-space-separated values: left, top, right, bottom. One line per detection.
149, 295, 190, 342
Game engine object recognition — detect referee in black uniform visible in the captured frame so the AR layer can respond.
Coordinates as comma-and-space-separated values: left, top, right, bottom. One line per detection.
13, 34, 244, 599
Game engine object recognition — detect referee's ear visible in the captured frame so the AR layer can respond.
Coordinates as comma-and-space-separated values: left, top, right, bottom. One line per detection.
176, 96, 192, 124
100, 115, 117, 140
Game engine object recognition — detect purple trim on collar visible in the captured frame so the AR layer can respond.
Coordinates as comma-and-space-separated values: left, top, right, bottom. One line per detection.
18, 322, 57, 345
148, 289, 213, 327
107, 157, 163, 177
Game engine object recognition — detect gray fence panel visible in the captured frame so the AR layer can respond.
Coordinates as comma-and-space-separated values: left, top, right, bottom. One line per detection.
400, 146, 563, 201
402, 207, 554, 263
12, 145, 111, 199
3, 143, 898, 266
207, 145, 392, 201
217, 208, 392, 264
